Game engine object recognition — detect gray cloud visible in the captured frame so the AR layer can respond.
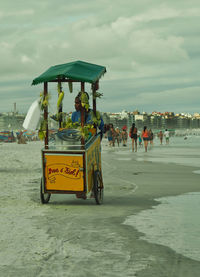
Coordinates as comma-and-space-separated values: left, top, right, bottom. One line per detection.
0, 0, 200, 114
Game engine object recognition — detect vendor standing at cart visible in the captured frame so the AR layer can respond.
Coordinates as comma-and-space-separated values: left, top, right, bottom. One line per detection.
71, 92, 104, 137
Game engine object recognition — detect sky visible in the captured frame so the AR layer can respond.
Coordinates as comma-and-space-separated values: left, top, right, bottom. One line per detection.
0, 0, 200, 114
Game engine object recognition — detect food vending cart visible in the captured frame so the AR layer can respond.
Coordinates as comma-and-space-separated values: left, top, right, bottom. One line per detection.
31, 61, 106, 204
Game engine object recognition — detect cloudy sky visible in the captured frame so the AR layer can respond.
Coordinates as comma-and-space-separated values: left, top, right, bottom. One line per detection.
1, 0, 200, 114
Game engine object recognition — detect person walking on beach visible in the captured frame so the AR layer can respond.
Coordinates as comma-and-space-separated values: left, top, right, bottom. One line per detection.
106, 124, 114, 146
115, 127, 121, 147
142, 126, 149, 152
148, 129, 154, 147
111, 125, 116, 147
164, 129, 170, 145
129, 123, 138, 152
121, 127, 128, 146
158, 130, 163, 145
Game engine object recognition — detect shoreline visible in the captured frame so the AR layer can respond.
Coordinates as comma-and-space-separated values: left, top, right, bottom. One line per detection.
102, 140, 200, 276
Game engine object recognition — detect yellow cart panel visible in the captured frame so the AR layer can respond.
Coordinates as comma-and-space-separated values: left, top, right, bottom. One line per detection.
44, 153, 84, 191
86, 135, 101, 193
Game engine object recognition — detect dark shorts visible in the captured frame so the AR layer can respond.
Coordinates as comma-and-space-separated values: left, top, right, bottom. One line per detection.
143, 137, 149, 141
108, 137, 113, 141
131, 134, 137, 140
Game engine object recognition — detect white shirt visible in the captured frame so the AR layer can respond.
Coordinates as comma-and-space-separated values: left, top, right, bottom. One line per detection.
164, 131, 169, 138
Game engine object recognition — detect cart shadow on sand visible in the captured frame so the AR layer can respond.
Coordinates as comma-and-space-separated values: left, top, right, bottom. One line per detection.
30, 188, 157, 208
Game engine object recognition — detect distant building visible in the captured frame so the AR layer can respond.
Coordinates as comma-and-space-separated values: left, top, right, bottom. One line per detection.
101, 111, 134, 130
1, 108, 200, 132
0, 112, 25, 131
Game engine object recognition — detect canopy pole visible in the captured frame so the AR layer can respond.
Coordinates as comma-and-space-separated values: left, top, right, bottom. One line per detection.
92, 82, 98, 133
81, 82, 85, 91
80, 82, 85, 145
92, 84, 97, 116
44, 82, 48, 149
58, 80, 63, 128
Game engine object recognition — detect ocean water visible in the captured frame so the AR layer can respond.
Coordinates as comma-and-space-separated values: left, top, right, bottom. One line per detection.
124, 135, 200, 261
136, 135, 200, 172
124, 192, 200, 261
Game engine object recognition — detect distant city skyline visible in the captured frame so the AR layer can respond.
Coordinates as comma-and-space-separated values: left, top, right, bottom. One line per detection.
1, 108, 200, 132
2, 102, 200, 116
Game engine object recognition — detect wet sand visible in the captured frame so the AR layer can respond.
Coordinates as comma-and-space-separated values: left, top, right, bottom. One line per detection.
0, 140, 200, 276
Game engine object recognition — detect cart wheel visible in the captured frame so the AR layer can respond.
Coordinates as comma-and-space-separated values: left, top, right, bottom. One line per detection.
93, 170, 104, 205
40, 178, 51, 204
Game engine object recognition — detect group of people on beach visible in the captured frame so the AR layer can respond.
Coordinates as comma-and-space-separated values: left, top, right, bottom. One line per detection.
104, 123, 170, 152
130, 124, 154, 152
104, 124, 128, 147
158, 129, 170, 145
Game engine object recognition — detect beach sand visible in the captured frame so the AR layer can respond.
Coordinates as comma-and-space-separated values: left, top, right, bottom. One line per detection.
0, 138, 200, 276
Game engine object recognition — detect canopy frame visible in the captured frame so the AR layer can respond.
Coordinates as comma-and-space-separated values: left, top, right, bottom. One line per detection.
32, 61, 106, 149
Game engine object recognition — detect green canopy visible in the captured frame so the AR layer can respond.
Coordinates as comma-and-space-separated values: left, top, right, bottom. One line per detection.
32, 60, 106, 85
